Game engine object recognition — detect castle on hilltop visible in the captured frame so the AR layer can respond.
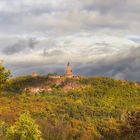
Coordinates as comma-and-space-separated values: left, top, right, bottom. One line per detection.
47, 62, 79, 79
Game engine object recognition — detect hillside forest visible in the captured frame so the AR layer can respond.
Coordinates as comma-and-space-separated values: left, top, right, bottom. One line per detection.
0, 63, 140, 140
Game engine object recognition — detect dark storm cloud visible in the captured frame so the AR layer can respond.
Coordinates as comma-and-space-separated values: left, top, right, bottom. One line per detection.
2, 38, 38, 55
76, 47, 140, 81
2, 41, 25, 55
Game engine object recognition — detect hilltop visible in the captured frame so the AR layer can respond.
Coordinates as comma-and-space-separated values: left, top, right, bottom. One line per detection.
0, 75, 140, 139
4, 75, 83, 94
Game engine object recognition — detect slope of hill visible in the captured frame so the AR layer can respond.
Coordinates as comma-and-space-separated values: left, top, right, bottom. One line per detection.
0, 76, 140, 140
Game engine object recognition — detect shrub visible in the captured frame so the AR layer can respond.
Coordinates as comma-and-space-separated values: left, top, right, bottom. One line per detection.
6, 113, 43, 140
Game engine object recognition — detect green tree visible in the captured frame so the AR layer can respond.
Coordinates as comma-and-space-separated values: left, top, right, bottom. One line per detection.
6, 113, 43, 140
0, 62, 10, 91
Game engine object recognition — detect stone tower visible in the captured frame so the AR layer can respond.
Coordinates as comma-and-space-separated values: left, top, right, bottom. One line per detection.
66, 62, 73, 78
32, 71, 38, 77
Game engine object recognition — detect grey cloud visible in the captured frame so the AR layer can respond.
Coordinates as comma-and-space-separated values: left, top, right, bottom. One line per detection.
2, 41, 26, 55
78, 46, 140, 81
28, 38, 38, 49
0, 0, 140, 35
42, 49, 65, 57
130, 37, 140, 43
2, 38, 38, 55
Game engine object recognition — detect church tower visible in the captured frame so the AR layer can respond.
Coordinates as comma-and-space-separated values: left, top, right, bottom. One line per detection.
66, 62, 73, 78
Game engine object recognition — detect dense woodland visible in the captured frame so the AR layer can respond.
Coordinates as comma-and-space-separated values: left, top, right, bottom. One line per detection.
0, 64, 140, 140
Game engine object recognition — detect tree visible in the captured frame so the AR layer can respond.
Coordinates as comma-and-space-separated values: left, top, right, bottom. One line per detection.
0, 62, 10, 91
120, 110, 140, 140
6, 113, 43, 140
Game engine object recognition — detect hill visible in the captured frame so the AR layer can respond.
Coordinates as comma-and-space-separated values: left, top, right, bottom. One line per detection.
0, 76, 140, 140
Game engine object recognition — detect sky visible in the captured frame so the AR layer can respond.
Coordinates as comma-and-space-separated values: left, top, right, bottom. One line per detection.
0, 0, 140, 81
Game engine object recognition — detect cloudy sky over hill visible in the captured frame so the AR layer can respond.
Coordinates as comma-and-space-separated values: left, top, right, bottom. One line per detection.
0, 0, 140, 81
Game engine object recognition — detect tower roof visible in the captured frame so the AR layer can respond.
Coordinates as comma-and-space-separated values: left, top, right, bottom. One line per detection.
67, 62, 70, 66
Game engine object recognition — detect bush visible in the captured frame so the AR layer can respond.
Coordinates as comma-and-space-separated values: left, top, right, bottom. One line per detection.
6, 113, 43, 140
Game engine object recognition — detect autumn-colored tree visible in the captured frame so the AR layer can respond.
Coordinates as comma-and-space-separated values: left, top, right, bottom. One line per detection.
120, 110, 140, 140
0, 62, 10, 91
6, 113, 43, 140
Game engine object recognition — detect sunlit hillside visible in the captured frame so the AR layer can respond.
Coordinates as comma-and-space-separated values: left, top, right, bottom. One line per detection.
0, 76, 140, 140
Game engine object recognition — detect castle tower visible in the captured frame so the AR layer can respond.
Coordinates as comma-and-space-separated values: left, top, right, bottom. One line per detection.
66, 62, 73, 78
